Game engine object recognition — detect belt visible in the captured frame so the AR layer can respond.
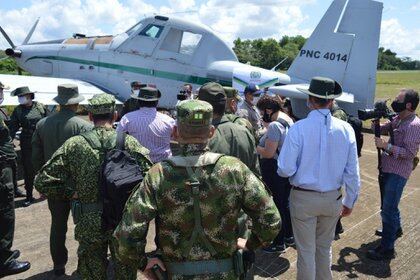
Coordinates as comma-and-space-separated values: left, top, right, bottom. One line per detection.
292, 186, 341, 193
166, 258, 233, 275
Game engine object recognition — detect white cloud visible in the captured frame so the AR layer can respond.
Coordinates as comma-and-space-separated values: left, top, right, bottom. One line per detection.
380, 18, 420, 60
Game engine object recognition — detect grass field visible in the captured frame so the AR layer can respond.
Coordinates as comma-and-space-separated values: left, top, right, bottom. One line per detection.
375, 70, 420, 114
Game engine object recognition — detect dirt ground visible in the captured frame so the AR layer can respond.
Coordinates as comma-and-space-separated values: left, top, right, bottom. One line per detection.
4, 136, 420, 280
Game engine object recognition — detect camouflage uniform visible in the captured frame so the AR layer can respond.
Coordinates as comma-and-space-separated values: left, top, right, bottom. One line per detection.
331, 102, 348, 122
35, 94, 152, 280
114, 100, 280, 280
9, 87, 48, 200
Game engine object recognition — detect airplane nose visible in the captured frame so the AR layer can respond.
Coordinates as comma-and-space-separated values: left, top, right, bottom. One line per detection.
5, 48, 22, 58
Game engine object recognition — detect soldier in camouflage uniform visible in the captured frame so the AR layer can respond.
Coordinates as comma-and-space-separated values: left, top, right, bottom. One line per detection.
35, 93, 152, 280
223, 87, 257, 141
9, 86, 49, 206
0, 81, 31, 278
114, 100, 280, 280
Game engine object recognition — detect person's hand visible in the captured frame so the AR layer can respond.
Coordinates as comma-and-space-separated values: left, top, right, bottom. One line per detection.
374, 137, 388, 149
341, 205, 352, 217
141, 258, 166, 280
237, 238, 249, 251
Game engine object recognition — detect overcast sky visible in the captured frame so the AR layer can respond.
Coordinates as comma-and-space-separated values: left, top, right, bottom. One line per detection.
0, 0, 419, 59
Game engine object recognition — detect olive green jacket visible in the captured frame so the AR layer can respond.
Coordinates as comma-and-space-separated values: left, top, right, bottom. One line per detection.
32, 108, 93, 173
209, 115, 261, 176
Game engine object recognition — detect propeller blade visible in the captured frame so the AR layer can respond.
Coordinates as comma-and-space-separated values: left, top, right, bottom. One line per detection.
0, 26, 15, 49
22, 17, 40, 45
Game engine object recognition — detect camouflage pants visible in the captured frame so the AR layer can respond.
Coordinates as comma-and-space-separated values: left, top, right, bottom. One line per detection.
77, 234, 136, 280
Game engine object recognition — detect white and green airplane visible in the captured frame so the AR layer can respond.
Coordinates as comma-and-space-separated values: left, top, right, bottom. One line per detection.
1, 0, 383, 117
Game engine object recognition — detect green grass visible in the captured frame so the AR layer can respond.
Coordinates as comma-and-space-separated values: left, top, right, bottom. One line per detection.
375, 70, 420, 115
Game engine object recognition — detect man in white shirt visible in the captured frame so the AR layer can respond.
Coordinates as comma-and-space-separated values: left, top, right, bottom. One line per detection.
117, 87, 175, 163
278, 77, 360, 280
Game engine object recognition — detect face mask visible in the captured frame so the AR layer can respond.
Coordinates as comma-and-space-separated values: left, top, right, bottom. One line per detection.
132, 89, 140, 96
18, 96, 29, 105
262, 111, 273, 123
391, 100, 406, 113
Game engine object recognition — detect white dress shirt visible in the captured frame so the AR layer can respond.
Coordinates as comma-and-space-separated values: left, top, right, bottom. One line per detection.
277, 109, 360, 208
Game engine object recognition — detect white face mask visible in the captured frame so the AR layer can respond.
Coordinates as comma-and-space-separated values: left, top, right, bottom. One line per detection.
18, 96, 29, 105
132, 89, 140, 96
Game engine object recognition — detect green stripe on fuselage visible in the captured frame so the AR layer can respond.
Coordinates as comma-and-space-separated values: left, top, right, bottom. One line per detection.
25, 55, 232, 86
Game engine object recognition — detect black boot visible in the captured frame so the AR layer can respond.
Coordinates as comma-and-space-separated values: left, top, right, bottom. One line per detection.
0, 259, 31, 278
23, 196, 35, 207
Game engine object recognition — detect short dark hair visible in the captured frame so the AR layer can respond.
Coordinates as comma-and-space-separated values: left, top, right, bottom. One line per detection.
256, 95, 281, 112
403, 89, 419, 111
310, 96, 330, 107
183, 83, 193, 91
209, 101, 225, 116
91, 112, 114, 122
138, 100, 158, 108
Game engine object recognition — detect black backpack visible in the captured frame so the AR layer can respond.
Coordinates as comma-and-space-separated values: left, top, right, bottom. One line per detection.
346, 115, 364, 157
81, 131, 144, 231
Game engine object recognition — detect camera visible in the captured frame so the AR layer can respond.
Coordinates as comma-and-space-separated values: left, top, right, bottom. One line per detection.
358, 100, 396, 121
177, 90, 188, 101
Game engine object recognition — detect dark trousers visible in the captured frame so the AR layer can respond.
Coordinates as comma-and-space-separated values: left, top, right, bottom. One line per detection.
260, 158, 293, 245
0, 166, 15, 266
20, 148, 35, 198
48, 199, 70, 269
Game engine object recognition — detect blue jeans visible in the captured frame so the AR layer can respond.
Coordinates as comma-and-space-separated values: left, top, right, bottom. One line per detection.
380, 172, 407, 250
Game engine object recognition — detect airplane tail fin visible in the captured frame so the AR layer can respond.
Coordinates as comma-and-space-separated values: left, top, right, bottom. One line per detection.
287, 0, 383, 115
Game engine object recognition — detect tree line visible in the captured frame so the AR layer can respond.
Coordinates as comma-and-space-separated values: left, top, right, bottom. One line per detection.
233, 36, 420, 71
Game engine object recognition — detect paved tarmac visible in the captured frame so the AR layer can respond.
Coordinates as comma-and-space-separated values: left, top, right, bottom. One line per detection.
5, 136, 419, 279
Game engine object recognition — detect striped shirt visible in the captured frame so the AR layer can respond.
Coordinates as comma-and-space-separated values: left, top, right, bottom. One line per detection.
117, 107, 175, 163
380, 114, 420, 179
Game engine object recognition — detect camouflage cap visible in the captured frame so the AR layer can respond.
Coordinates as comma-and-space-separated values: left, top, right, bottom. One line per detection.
176, 100, 213, 127
197, 82, 226, 103
223, 86, 241, 101
87, 93, 116, 114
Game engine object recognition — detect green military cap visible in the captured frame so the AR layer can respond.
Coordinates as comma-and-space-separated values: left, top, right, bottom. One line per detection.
197, 82, 226, 103
223, 86, 241, 101
87, 93, 116, 114
131, 87, 161, 101
53, 84, 85, 105
176, 100, 213, 127
11, 86, 36, 97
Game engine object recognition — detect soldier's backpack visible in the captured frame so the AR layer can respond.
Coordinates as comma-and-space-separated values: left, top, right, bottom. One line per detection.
81, 131, 144, 231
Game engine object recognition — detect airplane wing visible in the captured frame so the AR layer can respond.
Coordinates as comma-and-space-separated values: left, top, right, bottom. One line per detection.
0, 74, 122, 105
268, 84, 354, 103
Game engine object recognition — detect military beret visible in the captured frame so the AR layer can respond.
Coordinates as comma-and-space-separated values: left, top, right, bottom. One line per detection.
223, 86, 241, 101
197, 82, 226, 103
131, 87, 161, 101
177, 100, 213, 127
87, 93, 116, 114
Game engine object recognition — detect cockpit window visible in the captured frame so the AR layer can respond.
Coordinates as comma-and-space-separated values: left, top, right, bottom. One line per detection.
139, 24, 164, 39
125, 22, 144, 36
180, 32, 202, 55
